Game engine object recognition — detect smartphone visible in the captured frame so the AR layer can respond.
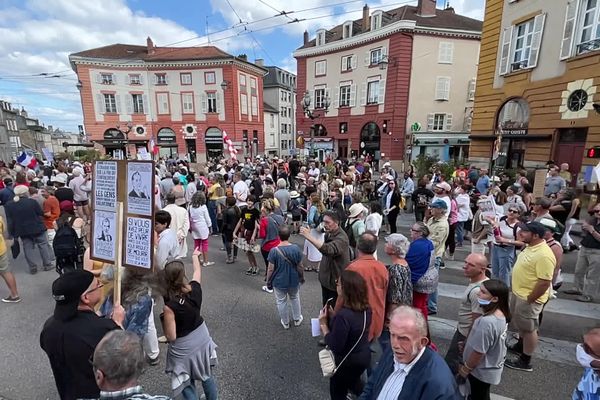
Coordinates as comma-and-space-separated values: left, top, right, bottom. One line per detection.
323, 297, 334, 310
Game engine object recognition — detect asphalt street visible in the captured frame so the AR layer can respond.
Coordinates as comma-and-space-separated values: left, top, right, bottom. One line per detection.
0, 211, 596, 400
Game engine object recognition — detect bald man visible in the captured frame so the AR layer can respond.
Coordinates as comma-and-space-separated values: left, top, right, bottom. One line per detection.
444, 253, 489, 374
573, 328, 600, 398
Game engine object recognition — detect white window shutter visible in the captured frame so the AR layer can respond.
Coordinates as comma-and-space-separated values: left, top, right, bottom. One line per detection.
333, 86, 339, 108
164, 74, 169, 85
115, 95, 122, 114
360, 83, 367, 106
364, 51, 370, 66
499, 26, 513, 75
153, 74, 158, 84
96, 94, 104, 114
350, 84, 357, 107
351, 55, 357, 70
528, 13, 546, 68
126, 95, 133, 114
216, 92, 222, 113
325, 88, 330, 105
382, 47, 388, 58
378, 79, 386, 104
112, 74, 117, 85
201, 92, 207, 113
139, 75, 144, 85
560, 0, 579, 60
467, 79, 476, 101
142, 95, 148, 114
435, 77, 450, 100
445, 114, 453, 131
427, 113, 434, 131
96, 73, 102, 84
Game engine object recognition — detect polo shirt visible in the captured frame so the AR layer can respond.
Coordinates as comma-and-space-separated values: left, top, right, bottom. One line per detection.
511, 241, 555, 304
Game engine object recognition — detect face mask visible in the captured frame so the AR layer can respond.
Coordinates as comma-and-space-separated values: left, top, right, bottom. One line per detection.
477, 298, 492, 306
576, 344, 600, 368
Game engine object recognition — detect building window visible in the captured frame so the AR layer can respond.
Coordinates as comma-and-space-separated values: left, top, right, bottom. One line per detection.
341, 55, 355, 72
427, 113, 453, 132
180, 73, 192, 85
435, 77, 451, 101
370, 48, 383, 65
314, 87, 327, 109
182, 93, 194, 114
250, 78, 257, 96
132, 94, 144, 114
438, 42, 454, 64
316, 29, 326, 46
579, 0, 600, 50
339, 84, 351, 107
281, 139, 288, 150
315, 60, 327, 76
371, 11, 383, 30
205, 72, 216, 84
467, 79, 476, 101
280, 107, 287, 118
129, 74, 141, 85
251, 97, 258, 116
239, 74, 247, 87
155, 73, 167, 85
340, 122, 348, 134
343, 22, 353, 39
240, 94, 248, 114
367, 81, 380, 104
207, 92, 217, 113
103, 94, 117, 113
101, 73, 114, 85
157, 93, 169, 114
270, 114, 275, 128
499, 13, 546, 74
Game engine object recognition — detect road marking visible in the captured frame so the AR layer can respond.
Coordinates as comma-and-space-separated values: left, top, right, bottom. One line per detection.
429, 316, 578, 366
443, 260, 574, 283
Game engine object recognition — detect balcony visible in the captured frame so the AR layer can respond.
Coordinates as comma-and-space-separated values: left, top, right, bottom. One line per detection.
577, 38, 600, 55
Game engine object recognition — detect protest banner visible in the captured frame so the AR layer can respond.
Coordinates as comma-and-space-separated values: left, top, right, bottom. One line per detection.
123, 216, 153, 269
126, 161, 154, 216
532, 169, 547, 198
93, 161, 118, 211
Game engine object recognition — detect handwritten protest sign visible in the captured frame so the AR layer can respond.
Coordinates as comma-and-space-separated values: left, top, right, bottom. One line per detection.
124, 216, 153, 269
94, 161, 118, 211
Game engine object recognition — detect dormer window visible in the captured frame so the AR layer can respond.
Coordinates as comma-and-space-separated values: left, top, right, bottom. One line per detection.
343, 21, 353, 39
371, 11, 383, 31
316, 29, 326, 46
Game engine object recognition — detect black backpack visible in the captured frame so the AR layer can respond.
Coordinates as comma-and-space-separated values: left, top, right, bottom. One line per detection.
343, 219, 360, 260
53, 217, 84, 274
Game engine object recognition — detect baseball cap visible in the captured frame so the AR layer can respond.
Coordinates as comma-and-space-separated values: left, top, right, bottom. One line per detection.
52, 270, 94, 321
430, 200, 448, 210
519, 221, 547, 237
435, 182, 452, 192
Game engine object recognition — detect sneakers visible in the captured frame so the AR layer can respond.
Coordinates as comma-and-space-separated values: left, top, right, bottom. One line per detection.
505, 357, 533, 372
294, 315, 304, 327
147, 355, 159, 366
576, 295, 593, 303
262, 285, 274, 294
507, 342, 523, 355
281, 319, 290, 329
2, 296, 21, 303
158, 335, 168, 344
563, 289, 583, 295
245, 267, 254, 275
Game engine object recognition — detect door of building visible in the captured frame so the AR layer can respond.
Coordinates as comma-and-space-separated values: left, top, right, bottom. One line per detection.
186, 139, 197, 162
554, 128, 587, 186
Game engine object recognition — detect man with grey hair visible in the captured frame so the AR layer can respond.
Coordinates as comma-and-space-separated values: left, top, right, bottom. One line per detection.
93, 330, 171, 399
360, 306, 459, 399
274, 178, 290, 215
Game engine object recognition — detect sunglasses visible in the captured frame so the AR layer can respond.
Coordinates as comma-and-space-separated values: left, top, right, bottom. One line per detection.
508, 209, 519, 213
593, 210, 600, 214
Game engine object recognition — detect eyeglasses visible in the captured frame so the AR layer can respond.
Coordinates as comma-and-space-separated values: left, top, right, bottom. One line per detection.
593, 210, 600, 214
410, 228, 421, 233
508, 209, 519, 213
84, 282, 105, 295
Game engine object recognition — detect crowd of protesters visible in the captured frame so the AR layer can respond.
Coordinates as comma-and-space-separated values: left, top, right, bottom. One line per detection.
0, 153, 599, 400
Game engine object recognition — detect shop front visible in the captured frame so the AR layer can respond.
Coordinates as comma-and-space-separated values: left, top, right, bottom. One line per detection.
157, 128, 178, 159
359, 122, 381, 160
411, 134, 470, 163
205, 127, 224, 162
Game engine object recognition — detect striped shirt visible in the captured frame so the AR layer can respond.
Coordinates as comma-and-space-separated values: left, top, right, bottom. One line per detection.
376, 346, 426, 400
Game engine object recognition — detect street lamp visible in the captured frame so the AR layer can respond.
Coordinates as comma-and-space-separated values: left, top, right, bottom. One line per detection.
116, 121, 133, 159
302, 91, 330, 158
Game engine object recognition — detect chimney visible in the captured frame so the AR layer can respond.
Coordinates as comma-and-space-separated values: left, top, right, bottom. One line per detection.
255, 58, 264, 67
303, 30, 309, 45
238, 54, 248, 61
417, 0, 437, 17
20, 107, 27, 117
146, 36, 155, 55
362, 4, 370, 32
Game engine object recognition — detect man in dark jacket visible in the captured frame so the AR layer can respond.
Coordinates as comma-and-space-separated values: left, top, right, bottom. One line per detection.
0, 177, 14, 206
360, 306, 460, 400
300, 211, 350, 307
4, 185, 55, 274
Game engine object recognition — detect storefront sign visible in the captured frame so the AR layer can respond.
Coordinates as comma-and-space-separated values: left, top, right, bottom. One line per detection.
499, 129, 528, 136
497, 98, 529, 135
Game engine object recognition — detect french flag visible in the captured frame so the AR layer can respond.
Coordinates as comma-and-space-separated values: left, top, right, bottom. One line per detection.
16, 151, 33, 167
149, 137, 158, 155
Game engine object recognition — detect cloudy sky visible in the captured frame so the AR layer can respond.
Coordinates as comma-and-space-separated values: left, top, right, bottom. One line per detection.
0, 0, 484, 132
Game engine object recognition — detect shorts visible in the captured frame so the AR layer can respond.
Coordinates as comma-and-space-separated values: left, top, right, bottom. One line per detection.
243, 229, 254, 242
510, 294, 543, 332
75, 200, 89, 207
0, 252, 10, 272
193, 238, 209, 253
292, 214, 302, 222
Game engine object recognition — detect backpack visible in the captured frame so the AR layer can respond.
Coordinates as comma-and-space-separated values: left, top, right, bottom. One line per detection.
416, 193, 429, 208
196, 179, 206, 193
343, 219, 360, 248
290, 199, 302, 218
53, 217, 84, 274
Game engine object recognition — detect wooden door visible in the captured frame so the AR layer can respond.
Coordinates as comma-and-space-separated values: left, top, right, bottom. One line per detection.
554, 142, 585, 186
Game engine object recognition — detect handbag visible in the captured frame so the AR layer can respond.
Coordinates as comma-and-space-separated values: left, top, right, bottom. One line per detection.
318, 310, 367, 378
275, 247, 304, 284
413, 251, 439, 294
10, 239, 20, 259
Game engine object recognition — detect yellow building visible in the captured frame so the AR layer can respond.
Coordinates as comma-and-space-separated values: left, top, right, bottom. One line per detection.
470, 0, 600, 184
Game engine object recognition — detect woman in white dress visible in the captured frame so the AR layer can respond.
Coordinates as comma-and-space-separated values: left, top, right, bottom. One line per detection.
188, 191, 213, 266
303, 193, 325, 272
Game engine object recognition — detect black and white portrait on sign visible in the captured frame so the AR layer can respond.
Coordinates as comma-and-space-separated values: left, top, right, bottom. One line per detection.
126, 162, 153, 216
92, 210, 117, 262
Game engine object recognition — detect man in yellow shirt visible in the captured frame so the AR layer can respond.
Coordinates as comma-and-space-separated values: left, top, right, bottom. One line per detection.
425, 200, 449, 315
0, 215, 20, 303
506, 221, 555, 372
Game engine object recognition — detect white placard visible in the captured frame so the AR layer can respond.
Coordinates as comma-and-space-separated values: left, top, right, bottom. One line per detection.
127, 162, 153, 216
124, 216, 153, 269
92, 210, 117, 262
94, 161, 118, 211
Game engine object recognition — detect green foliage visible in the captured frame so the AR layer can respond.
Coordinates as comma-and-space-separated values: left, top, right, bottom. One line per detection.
73, 149, 101, 163
412, 154, 457, 180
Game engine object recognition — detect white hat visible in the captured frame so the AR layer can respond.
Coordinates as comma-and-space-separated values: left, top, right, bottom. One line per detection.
290, 191, 300, 199
383, 162, 391, 167
348, 203, 364, 218
53, 173, 68, 184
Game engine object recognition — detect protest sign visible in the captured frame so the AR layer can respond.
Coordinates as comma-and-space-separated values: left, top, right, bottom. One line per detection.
123, 216, 153, 269
91, 210, 117, 262
93, 161, 118, 211
532, 169, 547, 198
126, 161, 154, 216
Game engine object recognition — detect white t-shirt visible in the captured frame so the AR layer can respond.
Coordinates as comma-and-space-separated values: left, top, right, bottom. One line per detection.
455, 193, 471, 222
233, 180, 249, 208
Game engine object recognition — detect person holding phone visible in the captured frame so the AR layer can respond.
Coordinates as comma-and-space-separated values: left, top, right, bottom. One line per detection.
319, 270, 372, 400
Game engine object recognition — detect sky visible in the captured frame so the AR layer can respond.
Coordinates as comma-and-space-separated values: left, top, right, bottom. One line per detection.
0, 0, 484, 132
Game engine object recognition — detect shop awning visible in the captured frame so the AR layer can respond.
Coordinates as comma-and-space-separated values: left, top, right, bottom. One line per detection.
92, 139, 149, 147
468, 134, 552, 140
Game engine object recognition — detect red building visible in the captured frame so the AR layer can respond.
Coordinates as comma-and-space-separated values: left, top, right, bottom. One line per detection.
70, 38, 267, 161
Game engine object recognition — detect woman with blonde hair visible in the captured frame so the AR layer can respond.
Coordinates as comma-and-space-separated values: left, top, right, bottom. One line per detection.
303, 192, 326, 272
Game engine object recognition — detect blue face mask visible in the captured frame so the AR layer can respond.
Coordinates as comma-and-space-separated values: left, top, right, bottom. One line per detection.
478, 298, 492, 306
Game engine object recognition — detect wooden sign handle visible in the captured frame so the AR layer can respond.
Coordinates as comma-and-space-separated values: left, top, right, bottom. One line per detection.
113, 202, 124, 306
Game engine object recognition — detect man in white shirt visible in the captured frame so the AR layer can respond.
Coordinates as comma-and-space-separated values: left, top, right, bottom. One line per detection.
162, 193, 190, 260
360, 306, 459, 399
69, 168, 92, 222
232, 172, 249, 208
154, 210, 179, 269
307, 162, 320, 180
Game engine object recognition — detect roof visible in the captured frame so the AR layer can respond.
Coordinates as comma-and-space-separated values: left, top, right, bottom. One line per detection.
298, 5, 482, 50
263, 102, 279, 113
70, 43, 233, 61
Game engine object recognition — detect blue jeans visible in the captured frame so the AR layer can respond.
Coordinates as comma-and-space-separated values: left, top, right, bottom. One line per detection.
491, 244, 515, 287
455, 221, 465, 246
208, 200, 218, 234
182, 377, 218, 400
427, 257, 442, 313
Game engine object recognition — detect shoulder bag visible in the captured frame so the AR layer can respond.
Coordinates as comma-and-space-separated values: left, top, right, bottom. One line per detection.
318, 310, 367, 378
413, 249, 439, 294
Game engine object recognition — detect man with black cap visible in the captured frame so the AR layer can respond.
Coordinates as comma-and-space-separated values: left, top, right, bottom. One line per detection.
40, 270, 125, 400
505, 221, 555, 372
